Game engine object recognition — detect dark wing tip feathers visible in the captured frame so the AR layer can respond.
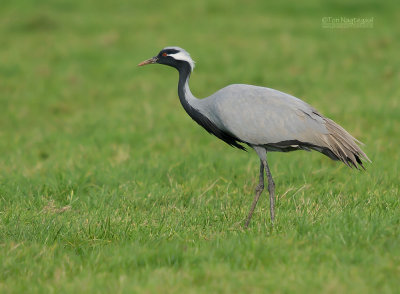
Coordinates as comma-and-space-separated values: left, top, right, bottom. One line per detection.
323, 118, 370, 170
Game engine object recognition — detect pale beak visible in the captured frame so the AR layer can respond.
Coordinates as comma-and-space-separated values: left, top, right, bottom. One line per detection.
138, 56, 158, 66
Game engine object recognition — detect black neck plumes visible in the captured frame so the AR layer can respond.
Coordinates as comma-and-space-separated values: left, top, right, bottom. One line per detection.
176, 62, 193, 115
174, 62, 246, 151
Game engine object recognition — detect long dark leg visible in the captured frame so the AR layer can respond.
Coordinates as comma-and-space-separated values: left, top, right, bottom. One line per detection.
263, 158, 275, 223
244, 160, 264, 228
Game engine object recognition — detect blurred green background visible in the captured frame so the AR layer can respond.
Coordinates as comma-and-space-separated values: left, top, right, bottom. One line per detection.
0, 0, 399, 293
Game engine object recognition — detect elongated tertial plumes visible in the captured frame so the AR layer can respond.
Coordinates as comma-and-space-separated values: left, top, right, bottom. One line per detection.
319, 117, 371, 169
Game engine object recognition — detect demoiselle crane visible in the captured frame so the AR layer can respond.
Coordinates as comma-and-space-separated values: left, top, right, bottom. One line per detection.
138, 47, 370, 227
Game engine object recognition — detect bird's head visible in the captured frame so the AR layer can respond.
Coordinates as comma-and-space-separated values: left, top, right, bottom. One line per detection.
138, 47, 195, 72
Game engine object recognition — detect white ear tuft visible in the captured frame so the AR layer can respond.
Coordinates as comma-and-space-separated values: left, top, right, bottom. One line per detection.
169, 51, 195, 71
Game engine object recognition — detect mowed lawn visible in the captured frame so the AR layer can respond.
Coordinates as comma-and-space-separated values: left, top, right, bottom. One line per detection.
0, 0, 399, 293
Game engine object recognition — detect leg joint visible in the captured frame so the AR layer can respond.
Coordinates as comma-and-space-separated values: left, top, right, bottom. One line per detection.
255, 183, 264, 193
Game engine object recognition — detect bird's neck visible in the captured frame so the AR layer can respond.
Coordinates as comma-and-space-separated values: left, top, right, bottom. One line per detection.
177, 64, 199, 113
175, 63, 246, 151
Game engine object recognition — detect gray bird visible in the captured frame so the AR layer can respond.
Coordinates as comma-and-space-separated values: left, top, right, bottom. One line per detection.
138, 46, 370, 227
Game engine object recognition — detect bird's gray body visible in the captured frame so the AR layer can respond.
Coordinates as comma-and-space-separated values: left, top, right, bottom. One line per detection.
188, 81, 368, 166
196, 84, 327, 146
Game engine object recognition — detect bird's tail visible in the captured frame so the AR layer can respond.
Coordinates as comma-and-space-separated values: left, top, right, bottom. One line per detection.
318, 118, 371, 169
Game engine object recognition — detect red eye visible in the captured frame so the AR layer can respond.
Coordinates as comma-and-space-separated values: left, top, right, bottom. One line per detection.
162, 53, 168, 57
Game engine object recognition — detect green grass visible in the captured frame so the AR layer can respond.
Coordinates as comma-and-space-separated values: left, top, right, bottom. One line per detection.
1, 0, 399, 293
